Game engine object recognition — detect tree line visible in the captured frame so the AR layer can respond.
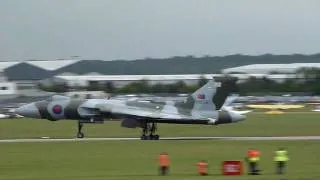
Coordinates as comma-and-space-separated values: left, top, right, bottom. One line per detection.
6, 53, 320, 81
38, 77, 208, 94
38, 68, 320, 95
237, 68, 320, 95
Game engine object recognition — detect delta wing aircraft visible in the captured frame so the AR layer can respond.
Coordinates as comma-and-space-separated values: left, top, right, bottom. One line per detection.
15, 78, 245, 140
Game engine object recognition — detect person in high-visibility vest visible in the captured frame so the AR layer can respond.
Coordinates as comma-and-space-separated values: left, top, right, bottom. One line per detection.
158, 152, 170, 175
197, 160, 208, 176
274, 148, 289, 174
246, 148, 261, 175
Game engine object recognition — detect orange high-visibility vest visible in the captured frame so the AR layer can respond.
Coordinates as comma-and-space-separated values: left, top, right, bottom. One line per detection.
159, 154, 170, 167
247, 149, 261, 162
197, 162, 208, 174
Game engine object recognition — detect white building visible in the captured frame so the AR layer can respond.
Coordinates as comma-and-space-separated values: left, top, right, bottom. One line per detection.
0, 70, 18, 99
0, 70, 53, 98
222, 63, 320, 74
0, 82, 17, 95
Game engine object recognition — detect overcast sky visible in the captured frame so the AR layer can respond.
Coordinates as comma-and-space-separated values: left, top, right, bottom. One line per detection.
0, 0, 319, 61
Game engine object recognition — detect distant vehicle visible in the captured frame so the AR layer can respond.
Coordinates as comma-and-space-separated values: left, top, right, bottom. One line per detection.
246, 104, 305, 110
246, 103, 305, 114
15, 79, 245, 140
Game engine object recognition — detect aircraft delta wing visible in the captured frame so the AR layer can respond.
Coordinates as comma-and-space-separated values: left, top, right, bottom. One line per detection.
15, 78, 245, 140
221, 95, 252, 115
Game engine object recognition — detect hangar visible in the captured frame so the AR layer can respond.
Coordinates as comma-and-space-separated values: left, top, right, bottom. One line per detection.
222, 63, 320, 74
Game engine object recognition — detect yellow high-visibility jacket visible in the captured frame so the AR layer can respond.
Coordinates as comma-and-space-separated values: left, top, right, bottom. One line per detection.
274, 150, 289, 162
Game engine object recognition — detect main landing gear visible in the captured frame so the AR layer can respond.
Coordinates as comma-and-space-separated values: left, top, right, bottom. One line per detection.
141, 122, 160, 140
77, 121, 84, 138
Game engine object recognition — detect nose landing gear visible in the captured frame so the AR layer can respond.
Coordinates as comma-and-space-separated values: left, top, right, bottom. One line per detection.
75, 117, 104, 138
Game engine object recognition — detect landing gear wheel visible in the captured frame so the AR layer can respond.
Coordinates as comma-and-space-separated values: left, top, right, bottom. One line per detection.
77, 121, 84, 138
154, 135, 160, 140
140, 135, 147, 140
141, 122, 160, 140
77, 132, 84, 138
149, 134, 154, 140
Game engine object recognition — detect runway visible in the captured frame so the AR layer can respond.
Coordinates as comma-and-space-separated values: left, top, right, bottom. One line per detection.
0, 136, 319, 143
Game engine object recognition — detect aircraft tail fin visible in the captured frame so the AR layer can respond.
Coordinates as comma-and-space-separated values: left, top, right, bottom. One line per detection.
181, 77, 237, 111
190, 79, 216, 111
212, 77, 238, 110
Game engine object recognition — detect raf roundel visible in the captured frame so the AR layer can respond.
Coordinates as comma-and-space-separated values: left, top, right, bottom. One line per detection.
52, 104, 63, 114
197, 94, 205, 99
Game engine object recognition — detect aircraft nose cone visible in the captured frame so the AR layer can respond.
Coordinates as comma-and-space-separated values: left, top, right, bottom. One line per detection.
15, 103, 41, 118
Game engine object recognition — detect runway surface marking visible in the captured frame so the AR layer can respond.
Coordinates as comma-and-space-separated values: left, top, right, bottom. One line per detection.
0, 136, 319, 143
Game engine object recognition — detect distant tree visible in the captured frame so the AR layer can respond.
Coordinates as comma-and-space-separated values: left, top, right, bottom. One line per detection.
118, 79, 150, 93
296, 67, 320, 94
38, 82, 69, 92
87, 81, 100, 91
197, 76, 208, 87
151, 83, 169, 93
104, 81, 116, 93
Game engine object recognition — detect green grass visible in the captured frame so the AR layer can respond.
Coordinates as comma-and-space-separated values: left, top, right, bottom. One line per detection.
1, 112, 320, 139
0, 112, 320, 179
0, 140, 319, 180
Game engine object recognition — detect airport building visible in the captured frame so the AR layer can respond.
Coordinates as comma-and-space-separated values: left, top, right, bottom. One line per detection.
0, 70, 17, 99
0, 59, 319, 96
222, 63, 320, 74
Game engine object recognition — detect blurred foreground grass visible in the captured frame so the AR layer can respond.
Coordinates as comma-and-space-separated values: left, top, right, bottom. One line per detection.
0, 112, 320, 139
0, 140, 319, 180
